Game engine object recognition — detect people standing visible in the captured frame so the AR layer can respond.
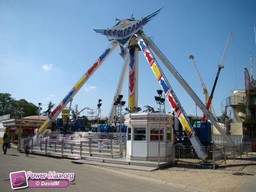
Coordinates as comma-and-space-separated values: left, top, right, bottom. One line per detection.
2, 132, 11, 154
24, 137, 30, 157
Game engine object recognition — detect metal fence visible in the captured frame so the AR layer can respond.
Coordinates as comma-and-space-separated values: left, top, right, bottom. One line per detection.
18, 132, 253, 169
212, 135, 243, 145
174, 142, 253, 168
18, 132, 125, 159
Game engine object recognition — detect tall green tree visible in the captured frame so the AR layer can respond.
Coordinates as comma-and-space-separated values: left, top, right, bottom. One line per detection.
0, 93, 13, 115
0, 93, 38, 118
15, 99, 38, 117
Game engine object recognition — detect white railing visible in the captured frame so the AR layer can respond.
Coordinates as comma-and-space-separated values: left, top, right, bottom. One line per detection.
212, 135, 243, 145
19, 132, 126, 159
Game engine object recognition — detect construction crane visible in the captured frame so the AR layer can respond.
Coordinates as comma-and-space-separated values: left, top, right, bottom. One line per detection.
202, 32, 232, 121
250, 52, 254, 82
189, 55, 209, 105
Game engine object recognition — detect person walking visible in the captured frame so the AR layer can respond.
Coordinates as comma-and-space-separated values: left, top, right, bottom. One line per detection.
2, 132, 11, 154
24, 137, 30, 157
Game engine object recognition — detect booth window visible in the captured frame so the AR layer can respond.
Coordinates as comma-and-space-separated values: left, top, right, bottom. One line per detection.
127, 128, 131, 140
134, 128, 146, 141
150, 128, 164, 141
166, 127, 172, 142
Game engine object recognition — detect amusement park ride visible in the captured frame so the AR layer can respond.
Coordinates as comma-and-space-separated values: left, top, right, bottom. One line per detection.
34, 8, 234, 160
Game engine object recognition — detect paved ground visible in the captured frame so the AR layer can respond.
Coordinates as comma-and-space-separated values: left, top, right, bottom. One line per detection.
0, 148, 192, 192
1, 147, 256, 192
107, 157, 256, 192
73, 154, 256, 192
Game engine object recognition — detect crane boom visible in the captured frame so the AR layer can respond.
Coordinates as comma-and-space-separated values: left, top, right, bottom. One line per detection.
202, 32, 232, 121
189, 55, 209, 104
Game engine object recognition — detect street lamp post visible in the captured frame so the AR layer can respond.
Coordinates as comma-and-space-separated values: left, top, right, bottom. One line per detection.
119, 100, 126, 132
114, 95, 126, 130
154, 89, 165, 167
17, 107, 24, 150
37, 103, 42, 131
114, 95, 126, 146
37, 103, 42, 115
97, 99, 102, 125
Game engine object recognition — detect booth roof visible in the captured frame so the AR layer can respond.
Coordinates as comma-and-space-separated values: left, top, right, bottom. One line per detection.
23, 115, 47, 121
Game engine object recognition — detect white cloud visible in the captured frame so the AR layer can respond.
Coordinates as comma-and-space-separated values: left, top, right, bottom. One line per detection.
42, 64, 53, 72
84, 85, 97, 92
46, 94, 55, 100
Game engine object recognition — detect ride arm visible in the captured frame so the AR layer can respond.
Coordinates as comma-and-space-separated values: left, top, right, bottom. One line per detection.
37, 41, 118, 135
108, 54, 129, 125
136, 34, 207, 160
141, 33, 234, 146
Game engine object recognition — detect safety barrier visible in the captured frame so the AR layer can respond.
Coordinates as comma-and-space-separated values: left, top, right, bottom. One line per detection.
212, 135, 243, 145
19, 133, 125, 159
174, 142, 252, 169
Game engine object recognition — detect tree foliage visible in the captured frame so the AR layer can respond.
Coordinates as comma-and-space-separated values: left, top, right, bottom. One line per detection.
0, 93, 38, 118
42, 101, 55, 116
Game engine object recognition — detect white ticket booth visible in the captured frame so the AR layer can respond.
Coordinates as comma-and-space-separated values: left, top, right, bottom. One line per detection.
124, 112, 174, 163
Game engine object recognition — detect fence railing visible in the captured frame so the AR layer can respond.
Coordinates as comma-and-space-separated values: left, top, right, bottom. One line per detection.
18, 132, 253, 169
19, 133, 125, 159
175, 142, 252, 168
212, 135, 243, 145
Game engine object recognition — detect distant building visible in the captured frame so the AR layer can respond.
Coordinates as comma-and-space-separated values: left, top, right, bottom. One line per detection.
2, 115, 51, 144
0, 114, 10, 143
223, 68, 256, 150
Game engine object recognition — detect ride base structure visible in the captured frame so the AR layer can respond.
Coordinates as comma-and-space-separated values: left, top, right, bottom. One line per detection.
35, 8, 234, 160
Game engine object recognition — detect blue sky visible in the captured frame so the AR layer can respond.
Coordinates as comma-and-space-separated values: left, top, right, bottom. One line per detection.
0, 0, 256, 118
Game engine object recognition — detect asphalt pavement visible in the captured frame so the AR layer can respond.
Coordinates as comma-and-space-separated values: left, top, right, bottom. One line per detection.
1, 147, 255, 192
0, 147, 191, 192
235, 173, 256, 192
